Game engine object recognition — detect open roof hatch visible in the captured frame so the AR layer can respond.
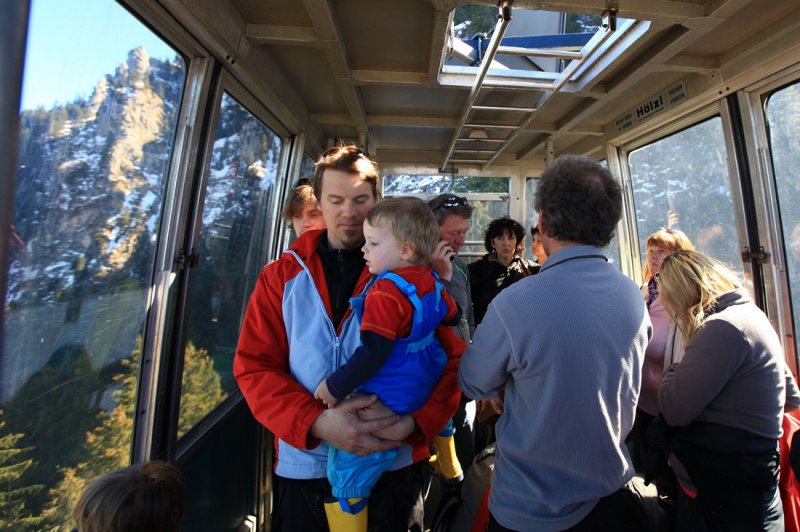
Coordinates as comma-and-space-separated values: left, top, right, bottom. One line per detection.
439, 0, 645, 171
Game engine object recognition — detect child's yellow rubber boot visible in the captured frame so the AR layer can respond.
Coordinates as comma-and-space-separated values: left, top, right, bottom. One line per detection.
432, 433, 464, 483
324, 497, 368, 532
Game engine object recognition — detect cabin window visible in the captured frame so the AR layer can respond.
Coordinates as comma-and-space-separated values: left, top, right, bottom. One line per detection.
300, 153, 316, 178
764, 81, 800, 361
178, 92, 284, 438
382, 174, 510, 262
628, 117, 744, 279
4, 1, 187, 527
525, 174, 622, 266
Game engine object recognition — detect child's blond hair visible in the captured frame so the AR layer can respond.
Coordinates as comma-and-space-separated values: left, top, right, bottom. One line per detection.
366, 197, 440, 265
657, 250, 742, 343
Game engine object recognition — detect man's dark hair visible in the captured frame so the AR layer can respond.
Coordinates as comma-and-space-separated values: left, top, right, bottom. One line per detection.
484, 217, 525, 252
533, 155, 621, 247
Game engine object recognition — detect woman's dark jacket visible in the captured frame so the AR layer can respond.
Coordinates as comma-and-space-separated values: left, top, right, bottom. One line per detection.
467, 254, 538, 325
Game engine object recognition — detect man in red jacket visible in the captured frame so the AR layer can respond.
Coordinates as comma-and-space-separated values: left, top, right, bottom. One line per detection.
234, 146, 462, 531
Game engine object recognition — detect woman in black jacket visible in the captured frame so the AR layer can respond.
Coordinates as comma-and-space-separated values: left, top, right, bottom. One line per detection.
468, 217, 538, 326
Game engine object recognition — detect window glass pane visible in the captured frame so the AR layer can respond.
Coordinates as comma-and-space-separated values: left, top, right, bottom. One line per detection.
765, 82, 800, 360
382, 175, 510, 262
3, 1, 186, 528
524, 177, 539, 263
179, 93, 283, 437
628, 117, 742, 278
598, 160, 622, 267
383, 174, 509, 194
300, 153, 316, 178
462, 199, 511, 262
524, 175, 621, 266
451, 5, 629, 76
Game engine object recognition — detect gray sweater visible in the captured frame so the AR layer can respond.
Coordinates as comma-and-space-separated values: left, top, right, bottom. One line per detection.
458, 245, 652, 531
660, 289, 800, 438
442, 256, 474, 343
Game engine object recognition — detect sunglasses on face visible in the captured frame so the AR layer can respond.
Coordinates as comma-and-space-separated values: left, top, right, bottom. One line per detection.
321, 145, 367, 159
431, 194, 468, 212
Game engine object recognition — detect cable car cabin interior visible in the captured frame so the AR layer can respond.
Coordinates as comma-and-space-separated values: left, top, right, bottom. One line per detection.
2, 0, 800, 530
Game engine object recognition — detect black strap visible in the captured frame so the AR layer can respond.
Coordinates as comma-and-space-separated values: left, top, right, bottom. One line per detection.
541, 254, 607, 272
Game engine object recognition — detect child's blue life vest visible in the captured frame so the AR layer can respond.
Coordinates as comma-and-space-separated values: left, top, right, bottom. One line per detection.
348, 270, 449, 415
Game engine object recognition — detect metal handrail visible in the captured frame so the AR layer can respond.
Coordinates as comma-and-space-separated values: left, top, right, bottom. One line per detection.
441, 0, 513, 171
480, 19, 627, 171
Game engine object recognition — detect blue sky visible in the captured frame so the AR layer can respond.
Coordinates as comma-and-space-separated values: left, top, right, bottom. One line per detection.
21, 0, 177, 111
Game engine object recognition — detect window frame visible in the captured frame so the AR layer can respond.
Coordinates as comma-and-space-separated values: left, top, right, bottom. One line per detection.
169, 70, 293, 457
611, 102, 750, 285
736, 64, 800, 374
381, 177, 513, 262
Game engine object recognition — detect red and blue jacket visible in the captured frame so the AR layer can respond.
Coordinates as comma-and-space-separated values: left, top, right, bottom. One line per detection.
234, 229, 463, 479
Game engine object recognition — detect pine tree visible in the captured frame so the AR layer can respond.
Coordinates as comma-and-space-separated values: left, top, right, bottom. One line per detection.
39, 339, 226, 529
38, 344, 139, 530
0, 411, 44, 530
178, 342, 227, 436
2, 343, 100, 515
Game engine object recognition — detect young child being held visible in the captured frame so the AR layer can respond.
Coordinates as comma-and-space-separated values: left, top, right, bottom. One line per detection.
314, 196, 465, 532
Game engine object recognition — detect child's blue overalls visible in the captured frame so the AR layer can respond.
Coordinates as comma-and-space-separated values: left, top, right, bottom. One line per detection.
327, 271, 449, 510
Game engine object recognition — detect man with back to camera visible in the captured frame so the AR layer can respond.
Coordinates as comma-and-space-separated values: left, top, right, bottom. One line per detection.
234, 146, 462, 531
458, 156, 652, 531
427, 194, 477, 472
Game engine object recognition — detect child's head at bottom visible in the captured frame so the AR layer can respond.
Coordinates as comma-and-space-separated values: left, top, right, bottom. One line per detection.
73, 460, 185, 532
363, 197, 440, 272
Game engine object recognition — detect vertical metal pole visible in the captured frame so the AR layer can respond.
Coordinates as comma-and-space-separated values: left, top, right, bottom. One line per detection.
545, 136, 555, 167
0, 0, 31, 365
